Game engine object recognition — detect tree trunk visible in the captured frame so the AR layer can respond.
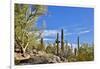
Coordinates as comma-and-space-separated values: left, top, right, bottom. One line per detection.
22, 48, 26, 57
21, 42, 29, 57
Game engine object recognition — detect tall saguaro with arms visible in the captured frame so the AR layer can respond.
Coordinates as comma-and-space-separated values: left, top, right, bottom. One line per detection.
56, 33, 60, 56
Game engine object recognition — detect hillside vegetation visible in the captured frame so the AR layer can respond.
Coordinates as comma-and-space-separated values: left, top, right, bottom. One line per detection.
14, 4, 94, 65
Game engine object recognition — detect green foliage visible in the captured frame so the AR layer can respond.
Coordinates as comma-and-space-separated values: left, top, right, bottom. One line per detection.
65, 45, 73, 59
14, 4, 47, 55
52, 43, 60, 55
46, 44, 54, 54
14, 4, 94, 63
37, 38, 45, 51
77, 43, 94, 61
15, 60, 20, 65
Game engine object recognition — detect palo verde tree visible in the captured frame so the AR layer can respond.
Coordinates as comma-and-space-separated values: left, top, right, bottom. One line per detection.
15, 4, 47, 57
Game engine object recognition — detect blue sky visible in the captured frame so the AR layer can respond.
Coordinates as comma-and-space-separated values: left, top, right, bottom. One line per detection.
35, 5, 94, 45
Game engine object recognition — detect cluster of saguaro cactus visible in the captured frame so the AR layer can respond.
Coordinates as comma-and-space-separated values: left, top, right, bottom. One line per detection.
54, 29, 81, 57
55, 33, 60, 56
54, 30, 81, 58
61, 29, 64, 53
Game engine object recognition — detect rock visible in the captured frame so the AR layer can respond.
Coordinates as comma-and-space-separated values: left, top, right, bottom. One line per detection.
15, 51, 62, 65
29, 52, 54, 64
50, 55, 61, 63
15, 52, 30, 61
28, 55, 49, 64
32, 49, 38, 54
38, 51, 47, 56
60, 57, 67, 62
15, 48, 21, 53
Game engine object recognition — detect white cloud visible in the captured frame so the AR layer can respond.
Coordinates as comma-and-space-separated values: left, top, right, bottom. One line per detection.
71, 43, 77, 48
42, 29, 74, 37
78, 30, 91, 34
42, 30, 61, 37
44, 38, 55, 41
75, 27, 87, 31
64, 33, 73, 36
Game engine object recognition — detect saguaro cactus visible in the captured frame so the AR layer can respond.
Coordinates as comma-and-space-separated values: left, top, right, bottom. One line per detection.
61, 29, 64, 53
41, 37, 43, 45
77, 36, 80, 53
71, 43, 73, 49
55, 33, 60, 56
74, 48, 77, 56
40, 37, 45, 51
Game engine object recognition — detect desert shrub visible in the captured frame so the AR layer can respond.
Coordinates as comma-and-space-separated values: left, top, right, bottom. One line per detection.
37, 44, 45, 51
77, 43, 94, 61
46, 44, 54, 54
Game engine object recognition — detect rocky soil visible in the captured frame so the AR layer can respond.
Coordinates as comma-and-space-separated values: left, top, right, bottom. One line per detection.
15, 49, 68, 65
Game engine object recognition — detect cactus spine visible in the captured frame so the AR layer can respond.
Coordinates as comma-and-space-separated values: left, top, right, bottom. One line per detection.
61, 29, 64, 53
56, 33, 60, 56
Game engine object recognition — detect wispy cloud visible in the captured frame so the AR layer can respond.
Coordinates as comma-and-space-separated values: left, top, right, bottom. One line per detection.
36, 28, 92, 43
78, 30, 91, 34
42, 29, 73, 37
60, 24, 81, 29
64, 32, 73, 36
42, 30, 60, 37
75, 27, 87, 31
64, 29, 91, 36
44, 38, 55, 41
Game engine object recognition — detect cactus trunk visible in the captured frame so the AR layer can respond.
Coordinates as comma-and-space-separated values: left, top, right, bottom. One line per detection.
40, 37, 45, 51
77, 36, 80, 53
41, 37, 43, 46
61, 29, 64, 53
74, 48, 77, 56
56, 33, 60, 56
